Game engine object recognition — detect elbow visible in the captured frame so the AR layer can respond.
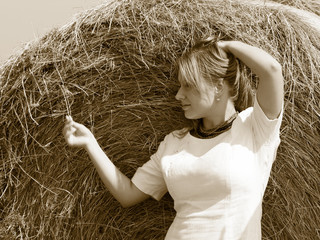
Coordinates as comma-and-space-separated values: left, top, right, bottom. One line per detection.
263, 61, 283, 80
115, 197, 133, 208
120, 201, 134, 208
269, 61, 282, 74
114, 181, 149, 208
118, 194, 139, 208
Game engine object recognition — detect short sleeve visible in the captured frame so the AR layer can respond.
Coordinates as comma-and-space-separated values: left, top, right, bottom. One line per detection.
131, 136, 168, 201
251, 96, 283, 148
249, 97, 284, 188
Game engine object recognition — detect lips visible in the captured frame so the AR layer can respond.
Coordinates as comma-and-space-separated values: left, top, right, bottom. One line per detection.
181, 104, 191, 110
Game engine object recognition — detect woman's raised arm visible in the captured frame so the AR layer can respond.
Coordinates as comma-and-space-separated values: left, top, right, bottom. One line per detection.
218, 41, 283, 119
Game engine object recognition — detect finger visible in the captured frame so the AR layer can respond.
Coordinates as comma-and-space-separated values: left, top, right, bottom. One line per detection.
63, 122, 73, 135
70, 121, 88, 132
64, 129, 77, 146
64, 115, 75, 133
66, 115, 73, 123
64, 133, 74, 146
63, 125, 76, 139
66, 134, 84, 147
66, 134, 75, 146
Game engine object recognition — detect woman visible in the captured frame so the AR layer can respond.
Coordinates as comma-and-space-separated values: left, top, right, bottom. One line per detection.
63, 38, 283, 239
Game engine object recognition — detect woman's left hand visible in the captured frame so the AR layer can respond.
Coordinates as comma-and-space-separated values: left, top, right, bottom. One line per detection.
217, 41, 229, 53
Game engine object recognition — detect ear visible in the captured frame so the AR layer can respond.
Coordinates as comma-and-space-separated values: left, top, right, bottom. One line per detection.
215, 79, 224, 98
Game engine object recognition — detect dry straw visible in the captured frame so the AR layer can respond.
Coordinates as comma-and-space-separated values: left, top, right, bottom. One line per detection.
1, 0, 319, 239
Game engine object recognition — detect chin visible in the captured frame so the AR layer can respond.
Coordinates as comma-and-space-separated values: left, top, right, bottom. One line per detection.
184, 112, 198, 120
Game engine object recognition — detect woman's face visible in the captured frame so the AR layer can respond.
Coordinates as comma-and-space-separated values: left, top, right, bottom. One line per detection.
175, 76, 217, 120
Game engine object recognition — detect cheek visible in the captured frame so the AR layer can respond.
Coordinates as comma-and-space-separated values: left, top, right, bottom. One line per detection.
197, 93, 215, 108
184, 101, 210, 119
204, 90, 216, 102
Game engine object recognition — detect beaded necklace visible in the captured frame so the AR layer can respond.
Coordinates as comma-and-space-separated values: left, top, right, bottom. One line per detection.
190, 112, 238, 139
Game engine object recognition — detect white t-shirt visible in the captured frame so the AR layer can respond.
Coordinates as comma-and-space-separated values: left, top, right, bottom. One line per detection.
132, 97, 283, 240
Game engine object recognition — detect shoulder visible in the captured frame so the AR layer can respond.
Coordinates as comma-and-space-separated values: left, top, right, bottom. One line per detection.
153, 128, 188, 159
171, 127, 189, 139
237, 106, 253, 122
232, 106, 254, 130
235, 95, 283, 125
233, 96, 283, 146
159, 128, 188, 147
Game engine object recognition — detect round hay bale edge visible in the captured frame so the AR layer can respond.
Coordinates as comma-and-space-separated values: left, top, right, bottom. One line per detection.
0, 0, 319, 239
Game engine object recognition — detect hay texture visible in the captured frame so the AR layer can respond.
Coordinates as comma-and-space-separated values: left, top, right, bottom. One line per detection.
1, 0, 319, 239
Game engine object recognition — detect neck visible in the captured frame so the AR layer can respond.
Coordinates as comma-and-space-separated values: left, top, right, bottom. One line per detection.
202, 99, 236, 130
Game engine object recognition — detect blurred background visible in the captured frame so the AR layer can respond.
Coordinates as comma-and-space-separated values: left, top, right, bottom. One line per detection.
0, 0, 103, 64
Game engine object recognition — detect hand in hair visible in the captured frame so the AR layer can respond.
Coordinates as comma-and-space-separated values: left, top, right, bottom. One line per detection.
217, 41, 230, 53
216, 41, 283, 119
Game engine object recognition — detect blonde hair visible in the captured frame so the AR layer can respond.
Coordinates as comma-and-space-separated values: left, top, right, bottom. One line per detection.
177, 37, 253, 112
175, 37, 253, 137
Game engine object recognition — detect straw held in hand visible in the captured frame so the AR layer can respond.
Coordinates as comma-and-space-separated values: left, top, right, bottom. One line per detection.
63, 115, 96, 148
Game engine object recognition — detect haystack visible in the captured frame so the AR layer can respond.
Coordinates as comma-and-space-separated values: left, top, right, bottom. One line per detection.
1, 0, 319, 239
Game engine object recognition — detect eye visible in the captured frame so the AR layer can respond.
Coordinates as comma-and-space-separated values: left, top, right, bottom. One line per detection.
181, 82, 191, 89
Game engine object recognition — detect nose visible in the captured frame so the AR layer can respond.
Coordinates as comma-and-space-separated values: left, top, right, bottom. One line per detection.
175, 87, 185, 101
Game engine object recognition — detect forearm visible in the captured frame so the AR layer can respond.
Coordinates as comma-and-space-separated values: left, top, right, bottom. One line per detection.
85, 141, 135, 207
223, 41, 283, 118
64, 117, 149, 207
224, 41, 282, 77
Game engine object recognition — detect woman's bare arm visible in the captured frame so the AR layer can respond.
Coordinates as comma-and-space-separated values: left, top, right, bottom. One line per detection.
63, 116, 150, 208
219, 41, 284, 119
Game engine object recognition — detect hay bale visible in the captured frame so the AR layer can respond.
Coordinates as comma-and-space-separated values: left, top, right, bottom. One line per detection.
0, 0, 319, 239
272, 0, 320, 16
